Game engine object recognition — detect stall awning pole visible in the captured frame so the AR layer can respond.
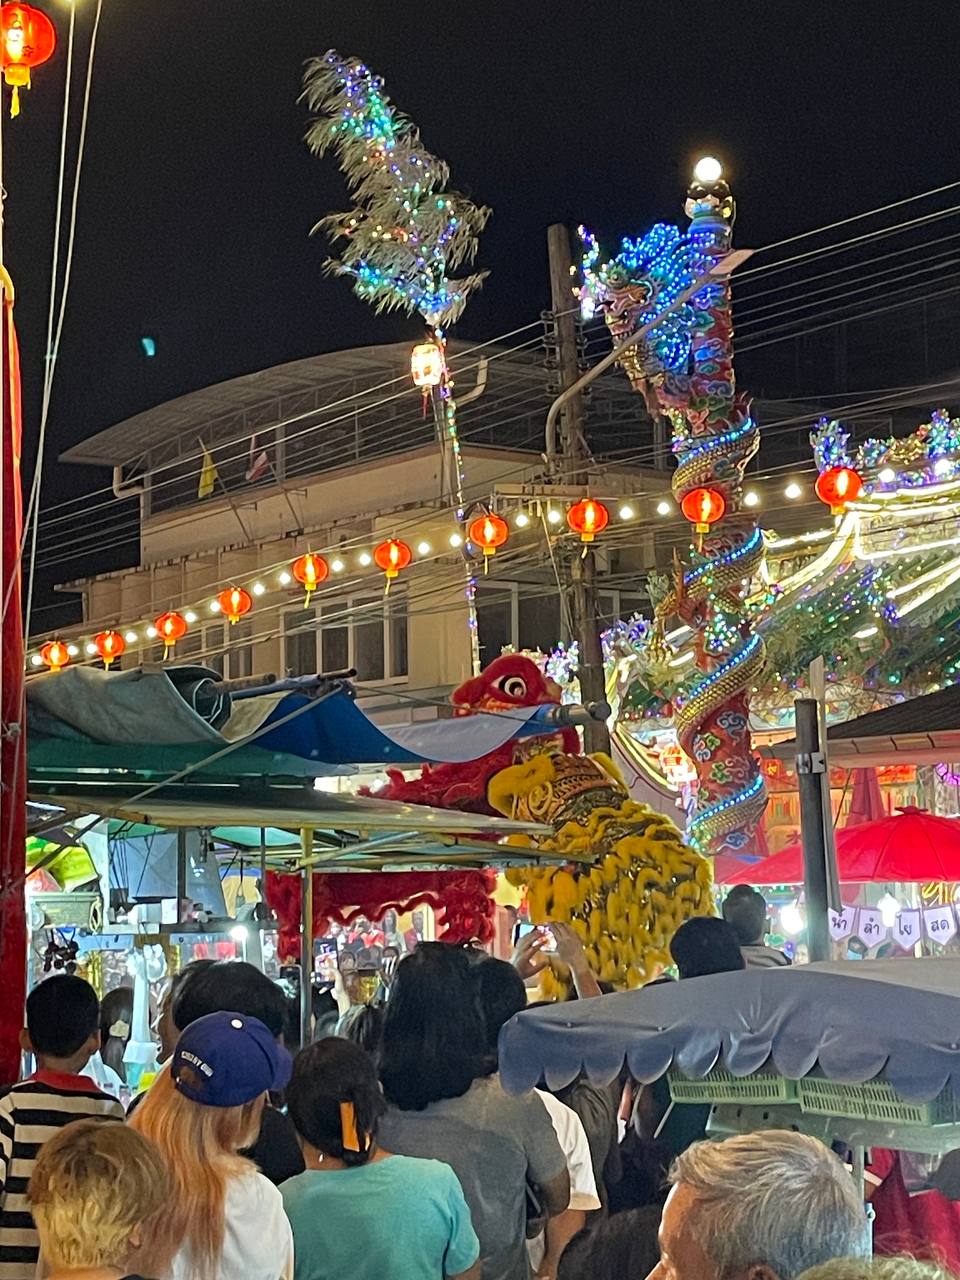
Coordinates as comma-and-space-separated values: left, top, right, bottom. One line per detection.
300, 827, 313, 1048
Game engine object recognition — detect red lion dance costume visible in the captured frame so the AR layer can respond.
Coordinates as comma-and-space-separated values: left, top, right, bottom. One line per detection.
266, 655, 578, 955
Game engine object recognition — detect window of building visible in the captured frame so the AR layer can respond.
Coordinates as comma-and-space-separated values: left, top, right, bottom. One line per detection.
283, 592, 408, 683
477, 582, 647, 657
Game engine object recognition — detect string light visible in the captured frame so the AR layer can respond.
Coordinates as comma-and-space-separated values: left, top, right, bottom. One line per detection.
358, 551, 373, 567
784, 482, 803, 499
515, 511, 530, 529
449, 532, 463, 548
184, 611, 198, 625
416, 540, 432, 556
252, 582, 266, 596
618, 503, 635, 520
656, 500, 672, 516
743, 490, 760, 508
331, 558, 345, 573
278, 570, 292, 586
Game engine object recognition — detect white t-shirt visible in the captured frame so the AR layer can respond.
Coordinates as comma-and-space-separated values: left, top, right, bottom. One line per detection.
171, 1170, 294, 1280
527, 1089, 601, 1272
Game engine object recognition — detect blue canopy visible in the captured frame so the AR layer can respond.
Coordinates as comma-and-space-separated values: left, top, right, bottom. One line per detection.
255, 687, 553, 765
499, 958, 960, 1103
27, 666, 569, 770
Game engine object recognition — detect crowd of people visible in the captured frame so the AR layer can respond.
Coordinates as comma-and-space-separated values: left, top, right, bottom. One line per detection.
0, 891, 955, 1280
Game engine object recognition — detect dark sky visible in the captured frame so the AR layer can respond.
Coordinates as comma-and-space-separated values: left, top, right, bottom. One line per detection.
8, 0, 960, 538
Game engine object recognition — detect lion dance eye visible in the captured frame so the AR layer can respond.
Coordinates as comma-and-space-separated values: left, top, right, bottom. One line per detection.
498, 676, 528, 699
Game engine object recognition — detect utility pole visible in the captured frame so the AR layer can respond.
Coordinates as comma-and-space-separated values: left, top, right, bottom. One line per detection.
547, 224, 610, 754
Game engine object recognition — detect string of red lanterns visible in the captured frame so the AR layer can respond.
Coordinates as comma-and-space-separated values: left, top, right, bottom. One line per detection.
29, 496, 631, 668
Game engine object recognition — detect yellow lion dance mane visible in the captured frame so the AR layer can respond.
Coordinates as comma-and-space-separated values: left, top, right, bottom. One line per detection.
492, 750, 713, 995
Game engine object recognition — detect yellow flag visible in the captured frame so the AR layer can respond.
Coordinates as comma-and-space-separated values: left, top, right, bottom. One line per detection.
198, 443, 218, 499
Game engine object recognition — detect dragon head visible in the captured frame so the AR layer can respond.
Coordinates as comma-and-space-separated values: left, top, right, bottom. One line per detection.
452, 654, 563, 715
579, 222, 696, 396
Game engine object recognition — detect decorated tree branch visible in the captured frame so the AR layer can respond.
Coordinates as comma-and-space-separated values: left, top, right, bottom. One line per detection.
303, 51, 491, 666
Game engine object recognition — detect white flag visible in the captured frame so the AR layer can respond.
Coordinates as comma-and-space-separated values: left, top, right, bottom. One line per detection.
828, 906, 857, 942
855, 908, 887, 947
892, 910, 921, 951
923, 906, 958, 945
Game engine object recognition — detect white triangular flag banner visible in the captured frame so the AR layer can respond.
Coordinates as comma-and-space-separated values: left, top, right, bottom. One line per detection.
923, 906, 958, 945
828, 906, 857, 942
855, 907, 886, 947
892, 910, 921, 951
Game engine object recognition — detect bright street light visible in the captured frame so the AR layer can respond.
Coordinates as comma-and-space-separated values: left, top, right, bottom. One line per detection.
693, 156, 723, 184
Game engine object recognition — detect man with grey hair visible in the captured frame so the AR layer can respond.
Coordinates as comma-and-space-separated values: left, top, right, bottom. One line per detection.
646, 1130, 870, 1280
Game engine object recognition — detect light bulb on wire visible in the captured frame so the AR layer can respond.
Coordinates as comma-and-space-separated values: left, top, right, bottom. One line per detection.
693, 156, 723, 184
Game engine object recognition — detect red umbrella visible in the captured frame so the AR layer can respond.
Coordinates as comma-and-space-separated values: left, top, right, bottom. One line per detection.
725, 807, 960, 885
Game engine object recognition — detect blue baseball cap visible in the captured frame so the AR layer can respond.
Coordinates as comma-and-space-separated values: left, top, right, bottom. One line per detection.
172, 1011, 292, 1107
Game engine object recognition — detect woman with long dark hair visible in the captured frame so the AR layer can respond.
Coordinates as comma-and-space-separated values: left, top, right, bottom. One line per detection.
378, 944, 569, 1280
282, 1038, 479, 1280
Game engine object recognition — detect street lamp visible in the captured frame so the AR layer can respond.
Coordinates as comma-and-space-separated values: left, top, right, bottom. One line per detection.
544, 247, 755, 463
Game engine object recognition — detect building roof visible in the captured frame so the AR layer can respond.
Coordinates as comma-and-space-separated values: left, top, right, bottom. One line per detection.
762, 682, 960, 766
60, 340, 551, 469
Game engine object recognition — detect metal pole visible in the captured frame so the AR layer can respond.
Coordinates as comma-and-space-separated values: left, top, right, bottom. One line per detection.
300, 828, 313, 1048
795, 698, 831, 962
176, 828, 187, 926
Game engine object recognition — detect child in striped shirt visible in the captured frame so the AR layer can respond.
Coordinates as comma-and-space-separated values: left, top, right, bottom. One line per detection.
0, 976, 124, 1280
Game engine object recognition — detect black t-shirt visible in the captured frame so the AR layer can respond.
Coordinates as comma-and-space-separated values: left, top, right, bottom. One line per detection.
245, 1102, 304, 1183
127, 1095, 304, 1184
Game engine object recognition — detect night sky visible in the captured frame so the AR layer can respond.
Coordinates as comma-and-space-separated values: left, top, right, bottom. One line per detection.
7, 1, 960, 571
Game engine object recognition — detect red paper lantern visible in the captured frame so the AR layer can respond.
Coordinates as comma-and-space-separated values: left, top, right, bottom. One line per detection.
39, 639, 69, 673
566, 498, 609, 543
0, 4, 56, 118
292, 553, 329, 606
155, 611, 188, 657
374, 538, 412, 588
217, 586, 252, 625
468, 513, 509, 561
93, 630, 125, 669
815, 465, 863, 515
680, 486, 726, 534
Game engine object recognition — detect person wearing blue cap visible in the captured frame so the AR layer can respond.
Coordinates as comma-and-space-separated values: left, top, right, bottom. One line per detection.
130, 1011, 294, 1280
282, 1037, 480, 1280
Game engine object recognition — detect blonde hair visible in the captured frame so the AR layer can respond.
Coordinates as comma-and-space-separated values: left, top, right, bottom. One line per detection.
29, 1119, 172, 1272
128, 1064, 265, 1280
798, 1263, 956, 1280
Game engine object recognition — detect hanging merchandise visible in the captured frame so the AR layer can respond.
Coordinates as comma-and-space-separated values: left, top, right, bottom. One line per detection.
410, 341, 444, 389
680, 486, 726, 534
566, 498, 609, 544
0, 3, 56, 118
292, 553, 329, 607
217, 587, 252, 626
154, 611, 187, 658
468, 513, 508, 570
373, 538, 412, 592
39, 639, 69, 673
814, 465, 863, 514
93, 630, 125, 669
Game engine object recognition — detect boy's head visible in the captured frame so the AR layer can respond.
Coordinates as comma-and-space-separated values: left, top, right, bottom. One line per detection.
22, 975, 100, 1070
172, 960, 287, 1041
722, 885, 770, 947
30, 1119, 173, 1274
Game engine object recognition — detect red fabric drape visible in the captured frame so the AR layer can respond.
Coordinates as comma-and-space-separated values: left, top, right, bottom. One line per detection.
0, 295, 26, 1084
845, 767, 885, 827
265, 869, 497, 962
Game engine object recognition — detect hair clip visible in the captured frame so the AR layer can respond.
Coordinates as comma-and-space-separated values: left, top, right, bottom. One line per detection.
339, 1100, 361, 1153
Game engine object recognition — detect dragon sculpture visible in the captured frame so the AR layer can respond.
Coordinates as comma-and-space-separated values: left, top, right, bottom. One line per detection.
580, 166, 767, 856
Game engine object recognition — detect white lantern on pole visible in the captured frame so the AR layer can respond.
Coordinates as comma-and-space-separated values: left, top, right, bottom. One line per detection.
411, 341, 444, 389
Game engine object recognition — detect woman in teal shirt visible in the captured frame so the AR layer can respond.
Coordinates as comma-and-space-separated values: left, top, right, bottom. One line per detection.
282, 1039, 480, 1280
